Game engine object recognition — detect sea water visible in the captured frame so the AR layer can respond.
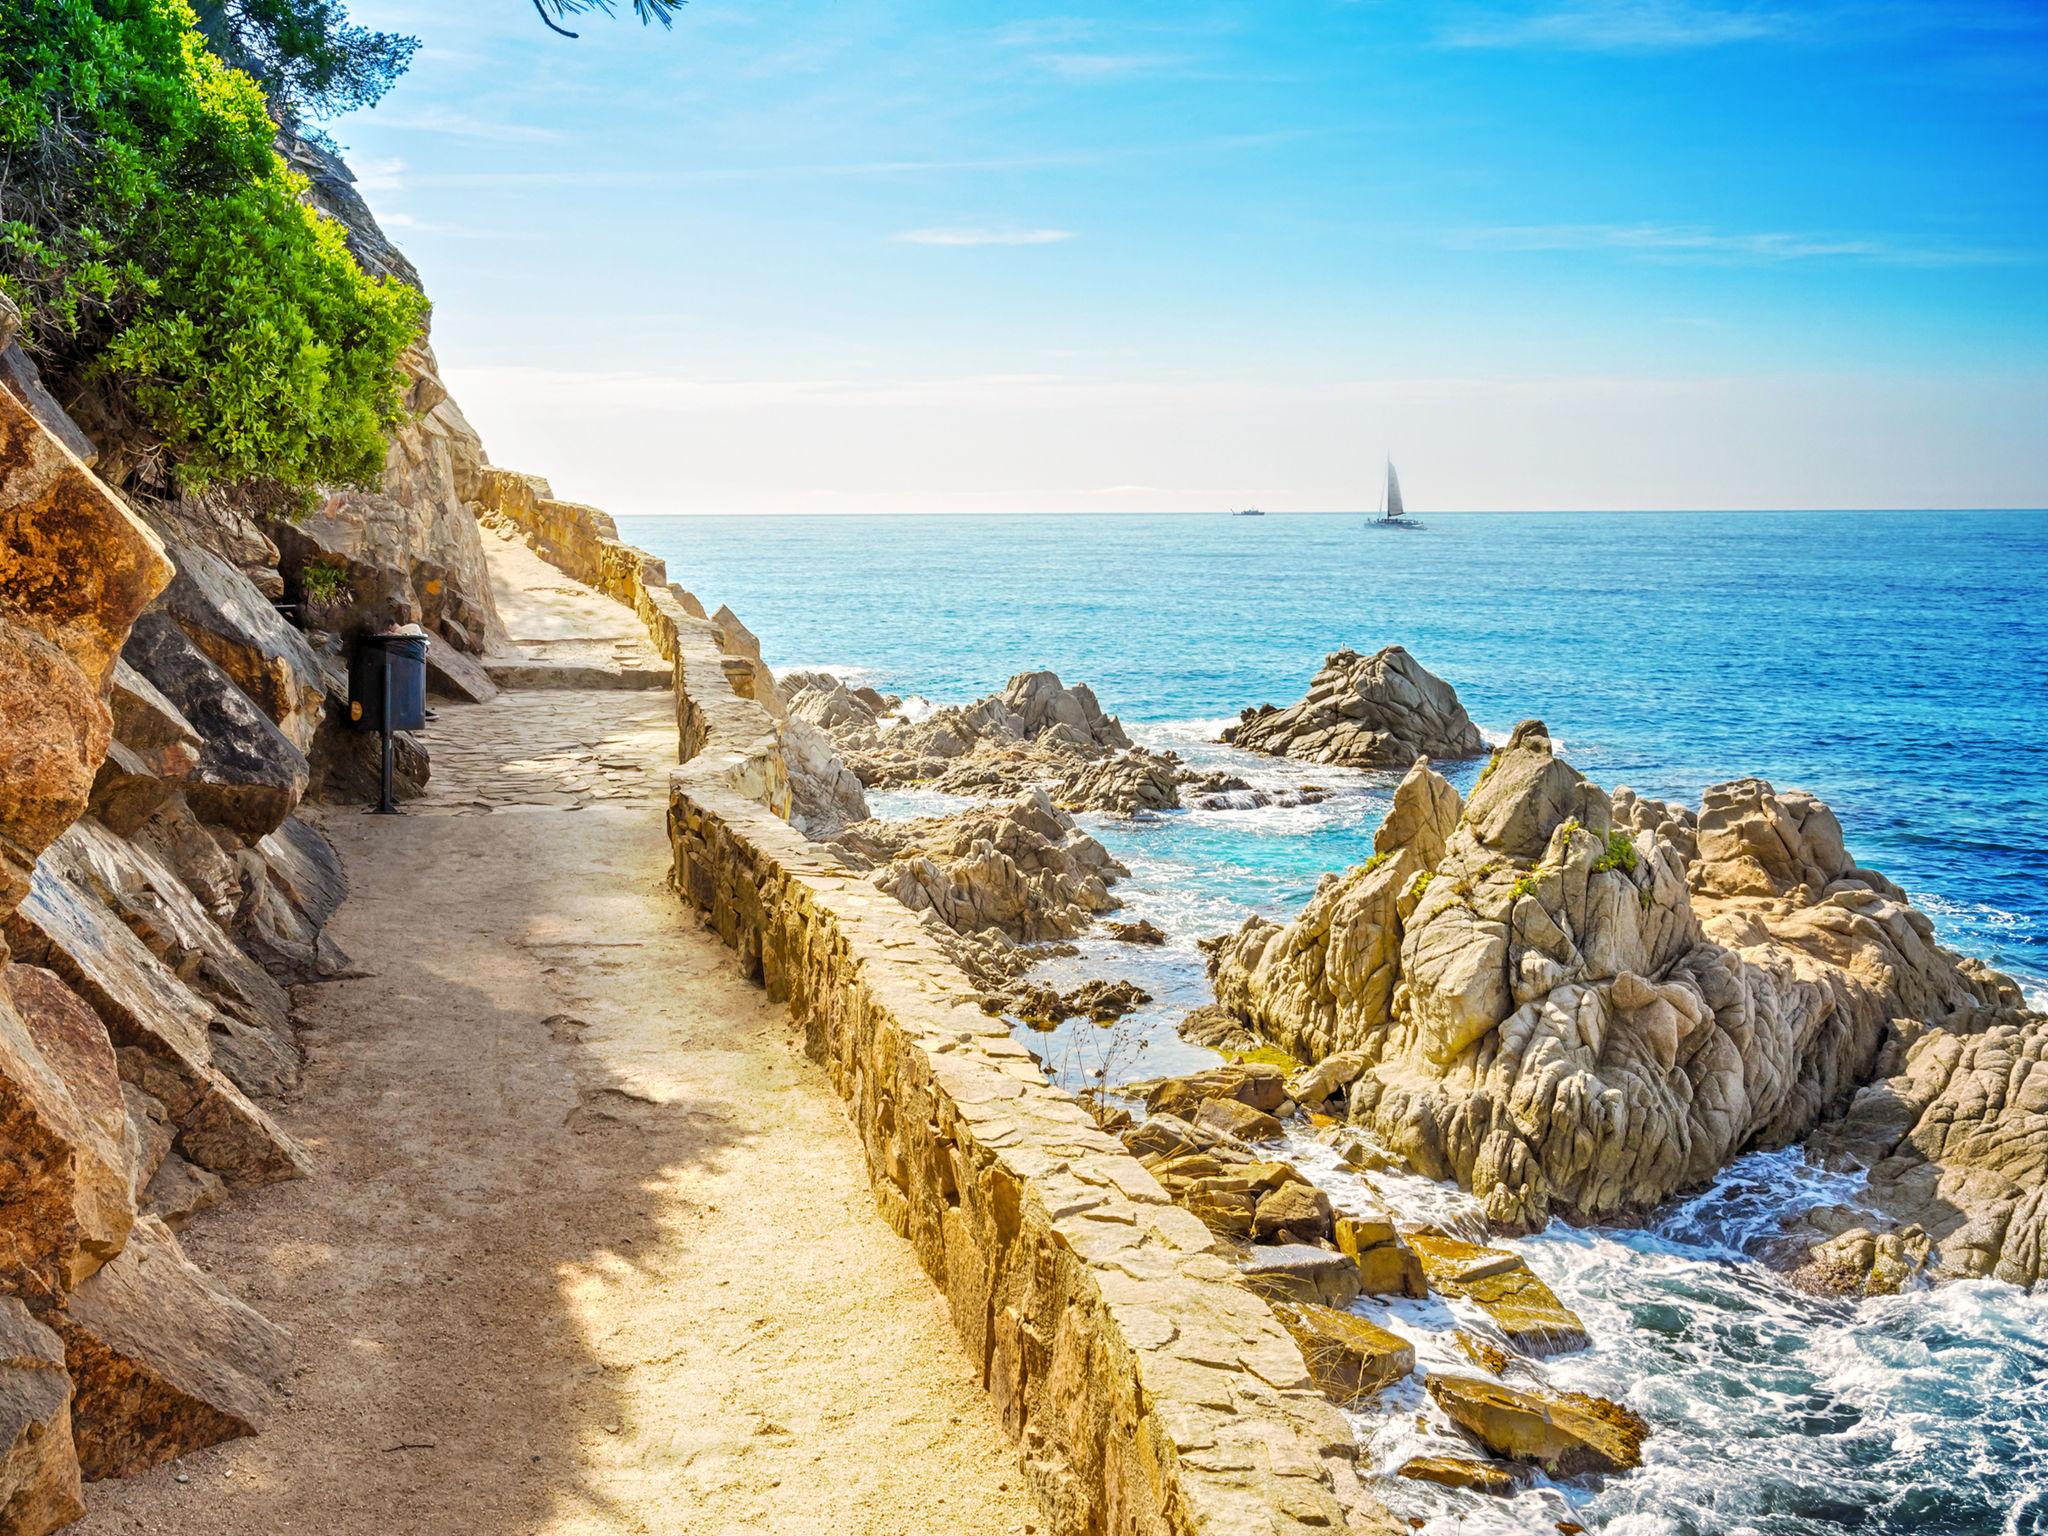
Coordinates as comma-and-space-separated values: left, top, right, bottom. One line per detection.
629, 509, 2048, 1534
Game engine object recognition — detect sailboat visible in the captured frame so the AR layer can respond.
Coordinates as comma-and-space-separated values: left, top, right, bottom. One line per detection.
1370, 457, 1420, 529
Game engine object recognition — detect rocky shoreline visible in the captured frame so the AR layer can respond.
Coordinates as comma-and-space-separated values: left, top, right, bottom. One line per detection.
756, 632, 2044, 1509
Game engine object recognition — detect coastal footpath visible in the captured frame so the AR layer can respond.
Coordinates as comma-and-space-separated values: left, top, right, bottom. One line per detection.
0, 122, 1394, 1533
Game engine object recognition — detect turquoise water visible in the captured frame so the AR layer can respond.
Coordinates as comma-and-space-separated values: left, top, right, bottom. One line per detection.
628, 509, 2048, 1534
633, 509, 2048, 998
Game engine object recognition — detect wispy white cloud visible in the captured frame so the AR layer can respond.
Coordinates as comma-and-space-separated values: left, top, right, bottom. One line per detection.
377, 106, 565, 143
351, 156, 407, 195
1028, 50, 1194, 79
1441, 1, 1792, 51
892, 227, 1078, 247
1449, 221, 2023, 265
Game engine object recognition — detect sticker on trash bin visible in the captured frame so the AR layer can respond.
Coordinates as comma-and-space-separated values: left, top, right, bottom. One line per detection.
350, 701, 363, 722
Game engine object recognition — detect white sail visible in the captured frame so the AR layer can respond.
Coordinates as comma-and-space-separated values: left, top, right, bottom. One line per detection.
1385, 461, 1404, 518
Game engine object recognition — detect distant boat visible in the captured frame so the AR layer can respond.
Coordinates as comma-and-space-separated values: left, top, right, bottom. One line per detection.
1370, 458, 1420, 528
1232, 507, 1266, 517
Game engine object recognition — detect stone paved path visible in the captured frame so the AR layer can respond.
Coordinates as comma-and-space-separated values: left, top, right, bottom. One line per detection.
76, 546, 1038, 1535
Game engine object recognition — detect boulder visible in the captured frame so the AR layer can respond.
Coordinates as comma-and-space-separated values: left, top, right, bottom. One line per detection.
1223, 645, 1484, 768
1144, 1062, 1289, 1119
781, 715, 869, 839
1, 387, 174, 914
6, 853, 309, 1189
829, 788, 1125, 944
1425, 1375, 1647, 1479
54, 1216, 288, 1479
0, 966, 136, 1298
153, 540, 325, 753
1239, 1245, 1362, 1310
1396, 1455, 1528, 1497
1406, 1234, 1588, 1355
422, 632, 497, 704
0, 1296, 84, 1533
1334, 1212, 1426, 1299
1106, 918, 1167, 946
120, 615, 309, 839
1271, 1302, 1415, 1405
1192, 1096, 1282, 1143
89, 661, 203, 835
1253, 1180, 1335, 1243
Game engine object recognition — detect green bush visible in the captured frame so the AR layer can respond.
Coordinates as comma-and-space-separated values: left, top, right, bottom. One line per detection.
0, 0, 423, 499
1592, 830, 1640, 875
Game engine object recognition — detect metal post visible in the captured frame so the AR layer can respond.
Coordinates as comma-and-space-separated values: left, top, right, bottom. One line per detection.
373, 644, 400, 815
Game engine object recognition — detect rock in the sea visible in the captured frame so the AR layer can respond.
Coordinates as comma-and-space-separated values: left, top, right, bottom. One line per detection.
1803, 1001, 2045, 1290
1106, 918, 1167, 945
0, 1295, 85, 1532
1426, 1374, 1647, 1479
1397, 1454, 1528, 1497
829, 788, 1126, 944
1223, 645, 1483, 769
1209, 757, 1461, 1064
1272, 1302, 1415, 1405
1334, 1211, 1427, 1298
797, 665, 1195, 814
1406, 1234, 1588, 1355
1202, 720, 2036, 1253
1143, 1061, 1289, 1120
55, 1216, 288, 1479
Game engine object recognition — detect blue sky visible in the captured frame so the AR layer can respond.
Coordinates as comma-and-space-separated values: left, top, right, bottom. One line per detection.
329, 0, 2048, 513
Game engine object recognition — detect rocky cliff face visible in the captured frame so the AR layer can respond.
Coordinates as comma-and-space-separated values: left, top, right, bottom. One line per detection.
1205, 723, 2043, 1287
1225, 645, 1485, 768
0, 135, 526, 1527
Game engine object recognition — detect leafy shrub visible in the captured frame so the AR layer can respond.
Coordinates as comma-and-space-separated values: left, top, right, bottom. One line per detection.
0, 0, 424, 499
298, 556, 350, 604
1592, 831, 1640, 875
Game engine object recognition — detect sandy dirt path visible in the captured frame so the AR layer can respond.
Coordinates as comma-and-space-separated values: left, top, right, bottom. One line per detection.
77, 561, 1038, 1534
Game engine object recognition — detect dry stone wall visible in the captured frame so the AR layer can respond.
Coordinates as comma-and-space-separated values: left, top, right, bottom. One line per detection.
494, 486, 1396, 1536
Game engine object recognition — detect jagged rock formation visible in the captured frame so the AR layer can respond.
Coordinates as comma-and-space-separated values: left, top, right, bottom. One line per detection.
825, 788, 1128, 1004
1224, 645, 1484, 768
802, 669, 1189, 816
828, 788, 1126, 944
1204, 722, 2042, 1282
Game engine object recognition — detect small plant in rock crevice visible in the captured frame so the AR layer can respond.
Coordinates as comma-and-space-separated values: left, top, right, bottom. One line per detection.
298, 558, 351, 606
1593, 831, 1640, 875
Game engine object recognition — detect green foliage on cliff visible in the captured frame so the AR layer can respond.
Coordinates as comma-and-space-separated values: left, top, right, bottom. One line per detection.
0, 0, 423, 498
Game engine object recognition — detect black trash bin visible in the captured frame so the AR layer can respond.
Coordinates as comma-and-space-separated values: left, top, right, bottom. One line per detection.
349, 629, 430, 812
349, 630, 429, 733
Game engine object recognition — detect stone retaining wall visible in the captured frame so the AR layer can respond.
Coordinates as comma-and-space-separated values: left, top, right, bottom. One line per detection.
482, 480, 1389, 1536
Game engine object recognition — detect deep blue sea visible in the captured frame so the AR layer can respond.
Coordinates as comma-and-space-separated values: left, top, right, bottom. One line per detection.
630, 509, 2048, 1536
